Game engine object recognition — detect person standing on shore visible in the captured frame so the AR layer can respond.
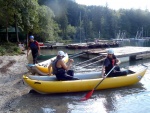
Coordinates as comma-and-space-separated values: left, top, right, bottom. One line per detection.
27, 35, 40, 64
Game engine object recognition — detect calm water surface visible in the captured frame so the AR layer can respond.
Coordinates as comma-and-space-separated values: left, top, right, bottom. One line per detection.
17, 40, 150, 113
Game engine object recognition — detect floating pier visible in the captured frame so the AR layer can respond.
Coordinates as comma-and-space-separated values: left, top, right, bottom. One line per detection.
81, 46, 150, 62
40, 40, 119, 49
40, 45, 66, 49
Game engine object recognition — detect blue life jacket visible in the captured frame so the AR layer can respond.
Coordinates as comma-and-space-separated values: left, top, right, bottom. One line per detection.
29, 41, 38, 51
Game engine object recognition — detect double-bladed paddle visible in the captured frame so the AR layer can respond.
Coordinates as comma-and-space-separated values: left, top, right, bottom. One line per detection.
80, 66, 116, 101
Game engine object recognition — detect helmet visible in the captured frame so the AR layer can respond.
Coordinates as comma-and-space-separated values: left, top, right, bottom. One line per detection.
29, 35, 34, 39
57, 51, 65, 57
107, 49, 114, 54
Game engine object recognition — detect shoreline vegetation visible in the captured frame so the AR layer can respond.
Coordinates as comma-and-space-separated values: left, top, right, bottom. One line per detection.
0, 43, 26, 56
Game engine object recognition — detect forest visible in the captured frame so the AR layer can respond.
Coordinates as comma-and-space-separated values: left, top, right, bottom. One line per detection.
0, 0, 150, 43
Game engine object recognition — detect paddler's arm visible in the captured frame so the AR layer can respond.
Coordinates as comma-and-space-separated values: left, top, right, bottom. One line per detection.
48, 63, 52, 76
102, 66, 106, 78
116, 58, 121, 65
27, 47, 30, 58
60, 58, 74, 71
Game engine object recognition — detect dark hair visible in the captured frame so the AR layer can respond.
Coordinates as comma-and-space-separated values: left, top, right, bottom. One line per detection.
56, 55, 62, 60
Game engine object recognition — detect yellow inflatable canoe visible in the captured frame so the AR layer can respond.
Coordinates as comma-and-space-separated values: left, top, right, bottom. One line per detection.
23, 65, 147, 94
26, 53, 69, 75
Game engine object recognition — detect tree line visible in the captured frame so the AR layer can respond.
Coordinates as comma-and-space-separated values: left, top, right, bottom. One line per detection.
0, 0, 150, 43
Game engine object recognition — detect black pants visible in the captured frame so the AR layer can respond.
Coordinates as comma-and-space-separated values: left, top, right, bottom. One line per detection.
114, 66, 120, 71
32, 51, 38, 64
108, 71, 127, 77
56, 70, 79, 80
106, 66, 127, 77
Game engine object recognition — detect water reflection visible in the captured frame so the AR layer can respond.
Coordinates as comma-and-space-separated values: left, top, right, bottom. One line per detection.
103, 93, 116, 112
15, 81, 146, 113
68, 99, 107, 113
41, 107, 56, 113
15, 93, 71, 113
91, 82, 146, 113
41, 48, 83, 56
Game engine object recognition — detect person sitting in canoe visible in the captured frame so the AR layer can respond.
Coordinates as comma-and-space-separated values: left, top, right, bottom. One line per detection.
48, 51, 79, 80
102, 49, 127, 78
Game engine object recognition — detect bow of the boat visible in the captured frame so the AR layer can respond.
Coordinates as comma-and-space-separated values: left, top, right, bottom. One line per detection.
129, 64, 148, 76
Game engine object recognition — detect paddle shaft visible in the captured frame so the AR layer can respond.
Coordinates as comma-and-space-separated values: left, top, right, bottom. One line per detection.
80, 66, 116, 101
94, 66, 116, 90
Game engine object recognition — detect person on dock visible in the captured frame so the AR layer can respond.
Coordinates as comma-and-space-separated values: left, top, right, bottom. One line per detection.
48, 51, 79, 80
102, 49, 127, 78
27, 35, 40, 64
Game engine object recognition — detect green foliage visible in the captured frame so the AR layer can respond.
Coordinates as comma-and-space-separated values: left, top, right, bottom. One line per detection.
37, 5, 59, 41
19, 0, 39, 33
13, 46, 21, 53
61, 39, 72, 44
0, 0, 150, 44
0, 43, 21, 55
0, 47, 6, 55
65, 24, 76, 40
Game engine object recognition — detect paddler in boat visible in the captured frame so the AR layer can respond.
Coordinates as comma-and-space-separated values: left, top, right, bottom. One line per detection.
48, 51, 79, 80
102, 49, 127, 78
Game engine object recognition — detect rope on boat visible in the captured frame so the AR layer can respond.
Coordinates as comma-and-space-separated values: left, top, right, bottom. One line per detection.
70, 52, 86, 58
69, 51, 84, 58
74, 55, 104, 66
80, 57, 105, 68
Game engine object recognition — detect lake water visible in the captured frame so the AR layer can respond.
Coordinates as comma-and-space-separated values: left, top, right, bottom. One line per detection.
17, 39, 150, 113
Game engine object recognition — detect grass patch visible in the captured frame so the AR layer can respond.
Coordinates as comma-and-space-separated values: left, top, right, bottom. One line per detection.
0, 42, 23, 55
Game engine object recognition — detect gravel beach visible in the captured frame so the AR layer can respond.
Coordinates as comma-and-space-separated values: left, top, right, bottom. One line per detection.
0, 52, 31, 112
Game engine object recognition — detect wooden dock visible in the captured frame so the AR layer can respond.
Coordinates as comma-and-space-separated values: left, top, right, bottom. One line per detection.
40, 45, 66, 49
81, 46, 150, 62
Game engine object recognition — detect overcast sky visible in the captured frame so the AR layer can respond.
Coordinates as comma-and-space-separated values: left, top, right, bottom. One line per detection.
75, 0, 150, 10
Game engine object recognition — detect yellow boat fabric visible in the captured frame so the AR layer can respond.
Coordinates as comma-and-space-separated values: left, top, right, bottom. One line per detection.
23, 66, 147, 94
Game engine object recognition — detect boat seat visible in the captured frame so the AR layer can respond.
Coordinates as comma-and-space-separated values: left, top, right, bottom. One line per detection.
28, 75, 57, 81
75, 72, 102, 79
28, 72, 102, 81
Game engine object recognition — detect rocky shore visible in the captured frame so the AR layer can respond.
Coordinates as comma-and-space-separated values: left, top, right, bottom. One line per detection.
0, 53, 31, 112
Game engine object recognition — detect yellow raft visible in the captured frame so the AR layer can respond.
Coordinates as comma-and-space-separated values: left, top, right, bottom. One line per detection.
26, 53, 69, 75
23, 65, 148, 94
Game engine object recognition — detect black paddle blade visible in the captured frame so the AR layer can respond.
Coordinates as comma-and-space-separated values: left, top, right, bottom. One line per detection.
80, 89, 94, 101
